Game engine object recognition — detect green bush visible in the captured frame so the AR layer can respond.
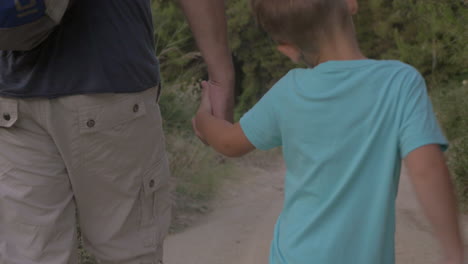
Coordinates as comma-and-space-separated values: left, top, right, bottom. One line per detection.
356, 0, 467, 81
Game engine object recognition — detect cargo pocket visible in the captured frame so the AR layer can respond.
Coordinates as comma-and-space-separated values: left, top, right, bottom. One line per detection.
140, 155, 172, 250
77, 95, 155, 187
0, 99, 18, 129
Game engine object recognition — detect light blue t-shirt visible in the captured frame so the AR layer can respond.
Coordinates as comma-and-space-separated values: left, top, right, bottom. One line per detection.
240, 60, 448, 264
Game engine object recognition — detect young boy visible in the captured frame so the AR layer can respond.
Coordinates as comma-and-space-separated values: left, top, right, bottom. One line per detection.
194, 0, 465, 263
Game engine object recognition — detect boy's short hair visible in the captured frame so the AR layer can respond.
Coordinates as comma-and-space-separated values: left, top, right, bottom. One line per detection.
251, 0, 350, 52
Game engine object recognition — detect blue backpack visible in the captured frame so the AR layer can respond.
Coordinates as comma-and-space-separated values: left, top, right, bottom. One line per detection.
0, 0, 71, 51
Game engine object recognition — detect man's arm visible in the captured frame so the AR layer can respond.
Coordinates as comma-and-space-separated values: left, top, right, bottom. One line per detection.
404, 145, 464, 264
179, 0, 235, 122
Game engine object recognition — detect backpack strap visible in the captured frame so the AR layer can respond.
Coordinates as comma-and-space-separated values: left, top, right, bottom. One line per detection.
44, 0, 70, 24
0, 16, 55, 50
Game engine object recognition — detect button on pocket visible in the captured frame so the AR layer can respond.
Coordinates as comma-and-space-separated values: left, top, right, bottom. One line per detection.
0, 99, 18, 128
142, 157, 170, 198
149, 179, 155, 188
86, 119, 95, 128
140, 156, 171, 234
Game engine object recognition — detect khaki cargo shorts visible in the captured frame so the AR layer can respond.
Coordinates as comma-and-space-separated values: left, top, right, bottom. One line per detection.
0, 87, 172, 264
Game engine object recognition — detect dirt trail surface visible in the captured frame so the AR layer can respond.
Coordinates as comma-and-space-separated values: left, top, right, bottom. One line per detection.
164, 159, 468, 264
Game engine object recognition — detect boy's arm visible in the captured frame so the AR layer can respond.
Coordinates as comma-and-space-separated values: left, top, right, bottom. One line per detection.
196, 112, 255, 158
178, 0, 235, 122
404, 145, 464, 263
195, 82, 255, 158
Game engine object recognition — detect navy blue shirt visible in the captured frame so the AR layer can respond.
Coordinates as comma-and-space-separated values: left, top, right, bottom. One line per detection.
0, 0, 160, 98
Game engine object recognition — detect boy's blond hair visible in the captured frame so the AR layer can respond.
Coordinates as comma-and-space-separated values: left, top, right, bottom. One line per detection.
250, 0, 350, 52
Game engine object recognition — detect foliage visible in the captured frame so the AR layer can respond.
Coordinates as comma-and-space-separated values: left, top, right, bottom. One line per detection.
152, 0, 205, 86
356, 0, 468, 82
226, 0, 296, 118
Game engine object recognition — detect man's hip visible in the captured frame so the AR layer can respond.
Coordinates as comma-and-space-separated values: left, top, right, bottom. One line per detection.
0, 87, 171, 264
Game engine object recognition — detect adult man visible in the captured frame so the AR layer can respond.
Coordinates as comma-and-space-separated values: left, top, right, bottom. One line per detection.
0, 0, 234, 263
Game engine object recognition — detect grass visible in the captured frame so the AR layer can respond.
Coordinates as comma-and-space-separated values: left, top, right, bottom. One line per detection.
160, 80, 238, 231
167, 133, 234, 232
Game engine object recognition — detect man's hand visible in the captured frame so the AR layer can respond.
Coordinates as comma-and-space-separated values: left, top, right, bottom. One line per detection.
192, 81, 213, 145
208, 79, 235, 123
179, 0, 235, 122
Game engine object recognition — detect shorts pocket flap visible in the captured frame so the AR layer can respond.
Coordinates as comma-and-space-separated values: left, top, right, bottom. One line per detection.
78, 98, 147, 134
143, 157, 170, 196
0, 99, 18, 128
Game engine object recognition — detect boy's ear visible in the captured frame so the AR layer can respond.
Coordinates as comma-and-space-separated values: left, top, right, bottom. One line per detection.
346, 0, 358, 15
277, 44, 301, 63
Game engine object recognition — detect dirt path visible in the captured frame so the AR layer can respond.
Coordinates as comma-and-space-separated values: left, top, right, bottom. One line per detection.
164, 159, 468, 264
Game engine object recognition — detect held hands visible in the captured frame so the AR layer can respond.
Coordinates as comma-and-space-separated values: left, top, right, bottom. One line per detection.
192, 81, 213, 145
208, 79, 235, 123
191, 81, 254, 157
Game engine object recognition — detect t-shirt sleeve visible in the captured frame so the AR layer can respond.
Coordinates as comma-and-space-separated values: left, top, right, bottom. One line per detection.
399, 72, 448, 158
240, 88, 282, 151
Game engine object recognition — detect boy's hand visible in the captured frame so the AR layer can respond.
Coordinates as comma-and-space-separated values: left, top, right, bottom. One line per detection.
192, 118, 208, 145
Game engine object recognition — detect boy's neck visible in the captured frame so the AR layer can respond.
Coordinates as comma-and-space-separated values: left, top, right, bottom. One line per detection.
304, 31, 367, 67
